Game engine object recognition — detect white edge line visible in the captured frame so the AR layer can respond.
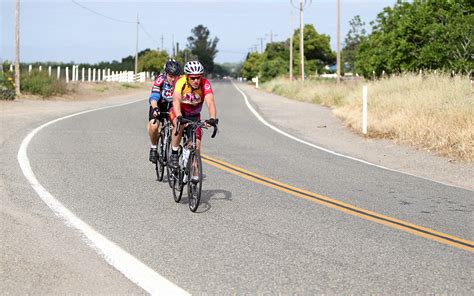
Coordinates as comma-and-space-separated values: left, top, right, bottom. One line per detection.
17, 98, 190, 296
231, 80, 469, 191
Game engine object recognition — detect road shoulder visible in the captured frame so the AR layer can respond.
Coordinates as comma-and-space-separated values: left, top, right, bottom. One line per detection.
236, 82, 473, 191
1, 90, 148, 294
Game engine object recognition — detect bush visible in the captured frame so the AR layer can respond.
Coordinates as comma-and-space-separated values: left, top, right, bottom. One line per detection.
20, 70, 67, 97
0, 71, 16, 100
0, 86, 15, 100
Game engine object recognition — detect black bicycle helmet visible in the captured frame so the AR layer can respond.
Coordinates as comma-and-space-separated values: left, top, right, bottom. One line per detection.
164, 59, 181, 76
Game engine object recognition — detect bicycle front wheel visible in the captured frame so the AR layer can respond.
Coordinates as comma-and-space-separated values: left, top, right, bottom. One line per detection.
188, 152, 203, 212
156, 133, 165, 182
171, 167, 184, 203
166, 141, 174, 188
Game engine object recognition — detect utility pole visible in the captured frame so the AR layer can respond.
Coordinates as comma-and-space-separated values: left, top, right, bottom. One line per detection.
266, 30, 278, 43
257, 37, 265, 53
160, 35, 164, 52
135, 13, 139, 75
290, 10, 293, 81
172, 34, 175, 57
299, 0, 304, 81
291, 0, 311, 81
336, 0, 341, 84
15, 0, 20, 95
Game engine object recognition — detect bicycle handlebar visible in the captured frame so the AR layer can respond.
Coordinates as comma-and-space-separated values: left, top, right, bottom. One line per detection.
152, 111, 170, 124
174, 117, 219, 138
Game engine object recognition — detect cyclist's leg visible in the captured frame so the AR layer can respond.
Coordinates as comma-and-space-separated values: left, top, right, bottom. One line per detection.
169, 108, 184, 168
148, 106, 160, 163
147, 106, 161, 145
195, 114, 202, 150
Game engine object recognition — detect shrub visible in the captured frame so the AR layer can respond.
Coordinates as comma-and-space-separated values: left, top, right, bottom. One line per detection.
0, 71, 16, 100
0, 86, 15, 100
20, 70, 67, 97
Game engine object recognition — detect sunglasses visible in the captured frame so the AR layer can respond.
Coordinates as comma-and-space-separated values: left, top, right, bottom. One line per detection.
188, 76, 202, 81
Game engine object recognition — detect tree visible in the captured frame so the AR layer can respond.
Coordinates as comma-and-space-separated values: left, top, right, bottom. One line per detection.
175, 48, 197, 69
259, 42, 289, 81
214, 63, 242, 78
342, 15, 367, 73
241, 52, 263, 80
240, 24, 336, 81
187, 25, 219, 73
138, 50, 169, 73
293, 24, 336, 76
356, 0, 473, 78
120, 49, 151, 71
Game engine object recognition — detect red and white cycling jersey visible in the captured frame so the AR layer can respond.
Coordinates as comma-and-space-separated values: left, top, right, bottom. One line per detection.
173, 76, 213, 116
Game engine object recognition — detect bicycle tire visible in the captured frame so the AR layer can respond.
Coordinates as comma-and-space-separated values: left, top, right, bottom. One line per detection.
172, 149, 184, 202
165, 135, 173, 188
187, 152, 203, 212
155, 133, 165, 182
171, 167, 184, 202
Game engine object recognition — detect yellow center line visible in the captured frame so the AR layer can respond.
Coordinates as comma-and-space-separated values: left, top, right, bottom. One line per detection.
201, 154, 474, 252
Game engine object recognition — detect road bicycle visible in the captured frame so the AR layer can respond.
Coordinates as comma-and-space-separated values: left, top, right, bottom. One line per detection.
153, 112, 172, 183
169, 117, 218, 212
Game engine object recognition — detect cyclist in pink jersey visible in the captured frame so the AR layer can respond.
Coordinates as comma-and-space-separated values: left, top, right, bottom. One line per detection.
168, 61, 218, 168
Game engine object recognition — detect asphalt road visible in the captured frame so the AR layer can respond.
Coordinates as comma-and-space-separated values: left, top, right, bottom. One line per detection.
4, 80, 473, 294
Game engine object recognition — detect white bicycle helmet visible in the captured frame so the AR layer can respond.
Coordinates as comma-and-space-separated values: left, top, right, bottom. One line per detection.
184, 61, 204, 75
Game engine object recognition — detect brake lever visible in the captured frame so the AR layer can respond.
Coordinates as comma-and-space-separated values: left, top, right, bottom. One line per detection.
211, 125, 218, 138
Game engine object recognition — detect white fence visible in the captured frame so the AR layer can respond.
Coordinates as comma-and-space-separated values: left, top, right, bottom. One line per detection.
7, 64, 149, 83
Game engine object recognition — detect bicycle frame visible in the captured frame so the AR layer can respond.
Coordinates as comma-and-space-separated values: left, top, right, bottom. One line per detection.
171, 117, 218, 212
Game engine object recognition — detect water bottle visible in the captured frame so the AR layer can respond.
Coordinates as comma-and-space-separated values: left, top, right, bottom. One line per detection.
182, 147, 190, 167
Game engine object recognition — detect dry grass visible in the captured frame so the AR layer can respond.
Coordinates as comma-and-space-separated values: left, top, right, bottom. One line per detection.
262, 74, 474, 162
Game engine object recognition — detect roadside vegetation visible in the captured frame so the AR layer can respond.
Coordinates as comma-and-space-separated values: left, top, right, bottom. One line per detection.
20, 70, 68, 98
248, 0, 472, 162
262, 74, 473, 162
0, 71, 16, 100
241, 1, 472, 82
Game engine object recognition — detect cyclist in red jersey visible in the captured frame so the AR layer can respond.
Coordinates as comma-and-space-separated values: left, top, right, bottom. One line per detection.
168, 61, 218, 169
147, 59, 181, 163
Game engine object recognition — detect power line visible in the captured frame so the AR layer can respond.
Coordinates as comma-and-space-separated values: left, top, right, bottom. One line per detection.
72, 0, 160, 48
71, 0, 135, 24
139, 23, 158, 44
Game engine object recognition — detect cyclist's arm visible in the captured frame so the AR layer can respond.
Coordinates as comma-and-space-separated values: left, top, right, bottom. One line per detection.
149, 75, 164, 109
149, 96, 159, 110
204, 93, 217, 119
172, 89, 182, 117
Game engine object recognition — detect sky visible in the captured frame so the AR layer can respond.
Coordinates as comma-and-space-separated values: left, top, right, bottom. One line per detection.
1, 0, 398, 64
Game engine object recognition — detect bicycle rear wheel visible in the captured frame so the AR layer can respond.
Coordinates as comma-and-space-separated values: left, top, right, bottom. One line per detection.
171, 167, 184, 202
155, 133, 165, 182
188, 152, 203, 212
